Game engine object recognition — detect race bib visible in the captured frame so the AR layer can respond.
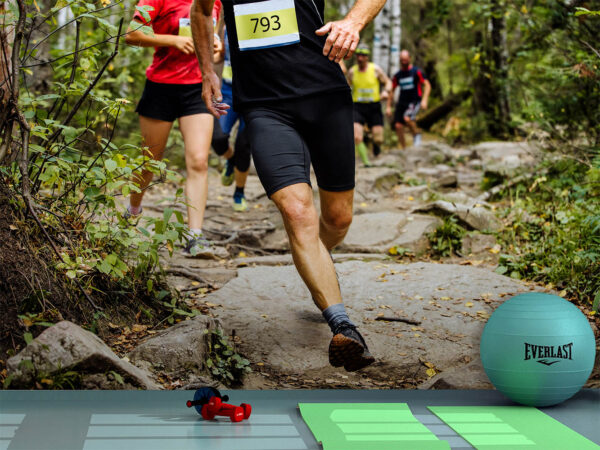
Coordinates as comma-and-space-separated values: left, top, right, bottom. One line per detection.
179, 18, 191, 37
234, 0, 300, 51
356, 88, 375, 102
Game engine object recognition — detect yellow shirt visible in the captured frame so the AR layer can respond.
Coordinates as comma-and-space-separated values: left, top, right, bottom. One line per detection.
351, 62, 380, 103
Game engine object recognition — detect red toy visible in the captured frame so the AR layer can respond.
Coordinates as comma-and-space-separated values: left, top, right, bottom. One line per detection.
186, 387, 252, 423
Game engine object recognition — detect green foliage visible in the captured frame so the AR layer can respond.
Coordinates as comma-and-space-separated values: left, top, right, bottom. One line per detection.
494, 159, 600, 304
427, 216, 466, 257
203, 328, 251, 386
2, 0, 190, 321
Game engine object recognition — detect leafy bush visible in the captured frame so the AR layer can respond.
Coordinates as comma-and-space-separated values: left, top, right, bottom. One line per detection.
203, 328, 251, 386
427, 215, 466, 257
495, 159, 599, 305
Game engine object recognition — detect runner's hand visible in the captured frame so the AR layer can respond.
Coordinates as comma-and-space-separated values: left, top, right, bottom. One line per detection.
172, 36, 195, 55
202, 71, 230, 118
315, 18, 360, 63
420, 99, 428, 110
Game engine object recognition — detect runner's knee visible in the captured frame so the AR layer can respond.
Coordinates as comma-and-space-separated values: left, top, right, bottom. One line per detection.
322, 208, 352, 232
281, 198, 319, 232
186, 151, 208, 173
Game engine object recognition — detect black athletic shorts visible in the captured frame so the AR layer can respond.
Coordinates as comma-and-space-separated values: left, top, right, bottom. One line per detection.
242, 90, 355, 198
353, 102, 384, 127
136, 79, 209, 122
394, 101, 421, 125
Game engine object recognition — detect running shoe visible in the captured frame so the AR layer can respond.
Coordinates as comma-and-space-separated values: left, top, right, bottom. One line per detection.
373, 142, 381, 157
183, 235, 228, 259
232, 194, 248, 212
123, 206, 142, 223
221, 159, 234, 186
413, 133, 422, 147
329, 323, 375, 372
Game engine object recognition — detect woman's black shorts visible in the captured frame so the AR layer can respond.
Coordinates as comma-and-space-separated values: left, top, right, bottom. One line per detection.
242, 90, 355, 198
136, 80, 210, 122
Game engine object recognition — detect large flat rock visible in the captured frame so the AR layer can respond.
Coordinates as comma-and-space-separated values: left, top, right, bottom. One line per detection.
203, 261, 536, 381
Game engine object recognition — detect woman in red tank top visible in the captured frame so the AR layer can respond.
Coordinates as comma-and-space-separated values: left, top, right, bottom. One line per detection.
124, 0, 226, 257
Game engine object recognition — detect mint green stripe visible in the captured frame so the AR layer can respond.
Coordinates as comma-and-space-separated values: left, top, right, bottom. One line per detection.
452, 423, 518, 434
432, 413, 502, 422
331, 410, 416, 422
346, 434, 441, 441
337, 423, 432, 433
464, 434, 536, 445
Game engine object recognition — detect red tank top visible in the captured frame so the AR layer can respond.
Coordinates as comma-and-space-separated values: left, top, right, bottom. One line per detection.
133, 0, 221, 84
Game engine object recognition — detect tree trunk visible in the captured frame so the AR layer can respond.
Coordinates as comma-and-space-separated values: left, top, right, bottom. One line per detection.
416, 90, 471, 130
491, 0, 510, 135
389, 0, 401, 76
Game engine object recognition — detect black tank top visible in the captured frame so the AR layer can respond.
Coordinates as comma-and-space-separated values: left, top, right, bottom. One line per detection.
222, 0, 349, 110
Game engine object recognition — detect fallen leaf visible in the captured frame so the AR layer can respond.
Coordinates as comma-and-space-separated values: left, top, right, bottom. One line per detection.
414, 333, 421, 337
9, 225, 17, 231
426, 368, 437, 377
261, 314, 268, 318
465, 302, 474, 307
238, 251, 248, 258
360, 202, 368, 207
40, 378, 53, 385
489, 244, 501, 254
191, 281, 200, 286
407, 196, 414, 201
440, 296, 451, 301
558, 290, 567, 297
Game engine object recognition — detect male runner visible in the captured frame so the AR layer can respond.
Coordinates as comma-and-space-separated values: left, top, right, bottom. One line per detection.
191, 0, 386, 371
347, 46, 391, 166
386, 50, 431, 149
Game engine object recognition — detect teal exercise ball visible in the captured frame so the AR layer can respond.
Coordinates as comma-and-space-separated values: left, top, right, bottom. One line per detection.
480, 292, 596, 407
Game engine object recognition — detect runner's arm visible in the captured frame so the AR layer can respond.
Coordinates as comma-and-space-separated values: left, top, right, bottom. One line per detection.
375, 64, 392, 98
421, 79, 432, 109
125, 21, 194, 53
190, 0, 227, 116
316, 0, 386, 63
346, 66, 354, 86
386, 77, 397, 116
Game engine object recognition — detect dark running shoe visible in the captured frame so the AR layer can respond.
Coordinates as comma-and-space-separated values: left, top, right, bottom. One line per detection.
329, 323, 375, 372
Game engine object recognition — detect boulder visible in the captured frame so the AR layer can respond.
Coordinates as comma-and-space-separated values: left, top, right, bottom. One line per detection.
414, 200, 501, 231
128, 316, 220, 375
7, 321, 160, 389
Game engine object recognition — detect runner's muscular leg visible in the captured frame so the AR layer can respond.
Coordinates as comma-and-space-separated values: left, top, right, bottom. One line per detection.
319, 188, 353, 251
372, 125, 384, 146
130, 116, 173, 208
395, 122, 406, 149
271, 183, 342, 311
179, 113, 213, 230
353, 122, 364, 146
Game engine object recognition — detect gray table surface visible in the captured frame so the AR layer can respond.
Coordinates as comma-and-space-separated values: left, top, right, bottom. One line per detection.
1, 389, 598, 450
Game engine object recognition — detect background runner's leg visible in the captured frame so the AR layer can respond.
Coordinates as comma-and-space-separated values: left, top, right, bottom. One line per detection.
129, 116, 173, 210
271, 183, 342, 311
395, 122, 407, 149
319, 188, 354, 251
179, 113, 213, 230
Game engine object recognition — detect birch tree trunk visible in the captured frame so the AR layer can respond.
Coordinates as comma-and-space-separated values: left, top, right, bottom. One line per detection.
373, 2, 391, 75
389, 0, 401, 76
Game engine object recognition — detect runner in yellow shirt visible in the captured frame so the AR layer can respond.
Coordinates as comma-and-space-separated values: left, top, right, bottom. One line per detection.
347, 46, 391, 166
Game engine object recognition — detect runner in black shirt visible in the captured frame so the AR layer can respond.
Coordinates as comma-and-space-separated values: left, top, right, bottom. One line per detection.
191, 0, 386, 372
386, 50, 431, 149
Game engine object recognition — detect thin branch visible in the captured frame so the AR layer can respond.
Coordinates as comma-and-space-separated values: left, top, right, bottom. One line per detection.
375, 316, 422, 325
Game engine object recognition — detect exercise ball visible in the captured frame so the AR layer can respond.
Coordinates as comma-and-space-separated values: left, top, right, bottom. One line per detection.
480, 292, 596, 407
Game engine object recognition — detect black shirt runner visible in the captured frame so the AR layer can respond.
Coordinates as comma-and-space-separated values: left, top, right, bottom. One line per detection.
221, 0, 349, 110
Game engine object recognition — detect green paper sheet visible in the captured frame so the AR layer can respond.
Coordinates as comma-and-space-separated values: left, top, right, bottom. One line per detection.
428, 406, 600, 450
298, 403, 450, 450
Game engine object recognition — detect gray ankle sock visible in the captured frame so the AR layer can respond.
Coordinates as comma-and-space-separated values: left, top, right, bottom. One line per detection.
322, 303, 355, 334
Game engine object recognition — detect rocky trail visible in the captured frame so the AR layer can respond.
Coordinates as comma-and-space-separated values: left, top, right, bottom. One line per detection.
8, 140, 598, 391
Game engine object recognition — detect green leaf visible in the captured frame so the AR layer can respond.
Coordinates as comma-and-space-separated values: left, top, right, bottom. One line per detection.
24, 333, 33, 345
593, 292, 600, 313
105, 159, 117, 172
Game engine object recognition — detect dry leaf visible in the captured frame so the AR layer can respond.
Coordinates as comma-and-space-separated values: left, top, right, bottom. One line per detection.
238, 251, 248, 258
465, 302, 474, 307
191, 281, 200, 286
426, 368, 437, 378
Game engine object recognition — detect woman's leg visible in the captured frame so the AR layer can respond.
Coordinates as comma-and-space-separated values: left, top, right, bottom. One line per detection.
129, 116, 173, 211
178, 113, 213, 230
